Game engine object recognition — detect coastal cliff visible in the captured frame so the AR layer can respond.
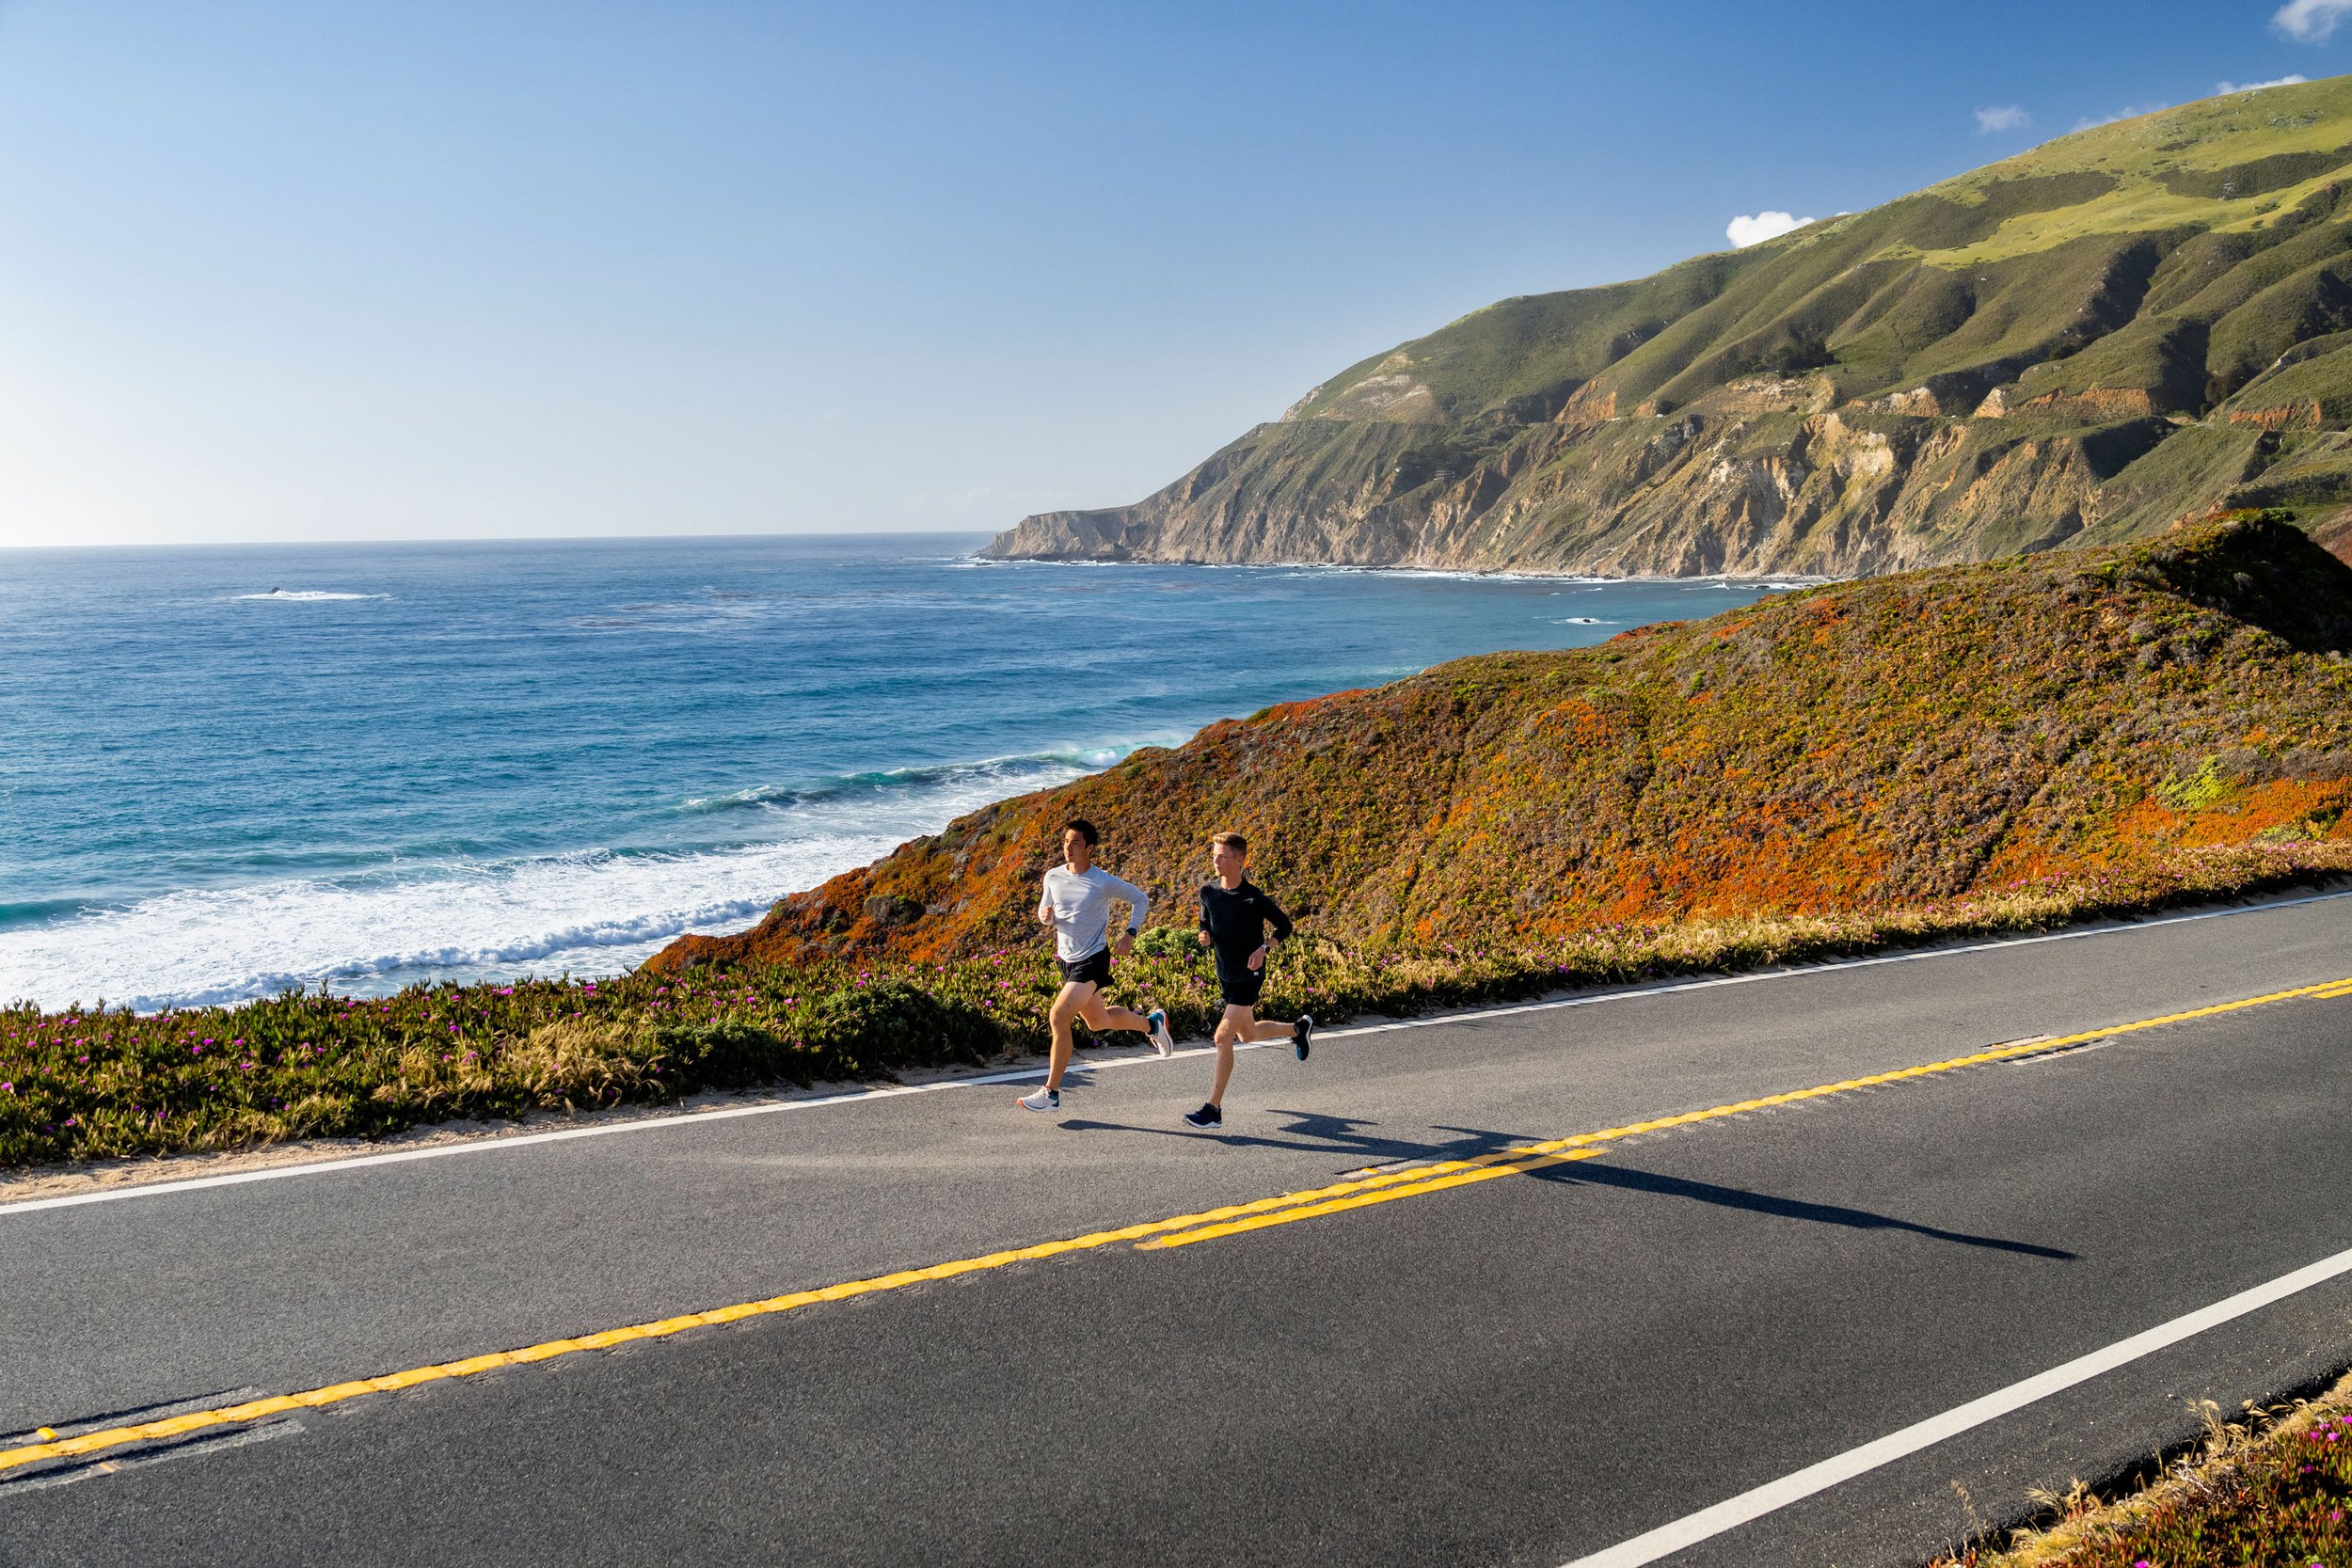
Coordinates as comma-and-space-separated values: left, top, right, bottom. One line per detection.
650, 513, 2352, 974
987, 81, 2352, 578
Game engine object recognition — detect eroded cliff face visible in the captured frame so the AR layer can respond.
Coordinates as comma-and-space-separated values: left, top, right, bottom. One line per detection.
985, 375, 2172, 577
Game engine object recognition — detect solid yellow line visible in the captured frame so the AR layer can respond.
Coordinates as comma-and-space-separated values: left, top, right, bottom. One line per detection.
1138, 1147, 1614, 1248
1136, 975, 2352, 1251
5, 974, 2344, 1478
0, 1166, 1557, 1476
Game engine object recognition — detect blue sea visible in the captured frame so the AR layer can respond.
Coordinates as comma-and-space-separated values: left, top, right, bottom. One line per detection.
0, 535, 1793, 1011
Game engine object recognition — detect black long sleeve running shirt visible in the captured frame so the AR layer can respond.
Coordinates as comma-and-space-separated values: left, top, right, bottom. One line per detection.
1198, 879, 1293, 975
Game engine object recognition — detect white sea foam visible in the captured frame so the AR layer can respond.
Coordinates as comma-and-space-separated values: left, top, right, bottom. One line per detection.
0, 751, 1115, 1012
1556, 616, 1610, 625
232, 590, 389, 602
672, 747, 1129, 816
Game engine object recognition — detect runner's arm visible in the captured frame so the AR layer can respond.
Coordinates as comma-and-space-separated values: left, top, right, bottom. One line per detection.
1261, 889, 1295, 947
1101, 871, 1151, 933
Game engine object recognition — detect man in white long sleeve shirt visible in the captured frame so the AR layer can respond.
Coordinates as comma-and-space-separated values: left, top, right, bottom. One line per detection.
1018, 817, 1174, 1113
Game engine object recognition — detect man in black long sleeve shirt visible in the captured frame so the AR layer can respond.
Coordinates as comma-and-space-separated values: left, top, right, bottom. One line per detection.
1184, 832, 1313, 1130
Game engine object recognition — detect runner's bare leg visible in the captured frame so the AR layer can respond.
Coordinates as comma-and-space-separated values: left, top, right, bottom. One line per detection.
1210, 1004, 1296, 1105
1046, 981, 1092, 1090
1077, 992, 1154, 1037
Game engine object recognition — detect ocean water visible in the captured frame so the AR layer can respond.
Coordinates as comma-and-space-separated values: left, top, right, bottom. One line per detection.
0, 534, 1790, 1010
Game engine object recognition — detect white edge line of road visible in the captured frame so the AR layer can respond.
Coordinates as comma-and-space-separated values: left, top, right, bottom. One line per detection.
5, 886, 2347, 1221
1558, 1238, 2352, 1568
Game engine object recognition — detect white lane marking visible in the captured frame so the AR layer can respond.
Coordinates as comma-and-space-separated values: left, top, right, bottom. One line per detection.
5, 886, 2346, 1219
1559, 1239, 2352, 1568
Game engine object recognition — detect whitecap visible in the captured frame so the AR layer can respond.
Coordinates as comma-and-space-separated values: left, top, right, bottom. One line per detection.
233, 590, 389, 602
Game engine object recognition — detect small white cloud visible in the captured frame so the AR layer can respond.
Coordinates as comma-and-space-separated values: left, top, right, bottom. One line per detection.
1975, 104, 2030, 134
2275, 0, 2352, 40
2216, 72, 2310, 92
1725, 211, 1816, 247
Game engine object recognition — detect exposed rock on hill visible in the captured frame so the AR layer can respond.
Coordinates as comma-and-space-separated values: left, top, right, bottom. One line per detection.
987, 80, 2352, 577
650, 514, 2352, 974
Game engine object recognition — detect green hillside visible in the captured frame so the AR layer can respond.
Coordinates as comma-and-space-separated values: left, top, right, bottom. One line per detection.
988, 78, 2352, 577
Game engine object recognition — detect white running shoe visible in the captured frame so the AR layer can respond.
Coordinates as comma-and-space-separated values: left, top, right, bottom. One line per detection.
1016, 1086, 1059, 1113
1147, 1008, 1175, 1058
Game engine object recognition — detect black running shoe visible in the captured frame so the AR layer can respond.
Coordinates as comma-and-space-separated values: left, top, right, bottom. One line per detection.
1183, 1102, 1222, 1129
1295, 1012, 1314, 1062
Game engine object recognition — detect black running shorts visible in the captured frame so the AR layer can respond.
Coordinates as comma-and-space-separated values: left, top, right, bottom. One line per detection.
1057, 947, 1114, 989
1216, 964, 1263, 1009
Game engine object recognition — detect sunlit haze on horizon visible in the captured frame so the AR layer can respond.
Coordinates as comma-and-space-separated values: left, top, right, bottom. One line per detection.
0, 0, 2332, 547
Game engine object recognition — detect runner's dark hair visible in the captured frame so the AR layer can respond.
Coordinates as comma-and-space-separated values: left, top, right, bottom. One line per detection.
1064, 818, 1099, 846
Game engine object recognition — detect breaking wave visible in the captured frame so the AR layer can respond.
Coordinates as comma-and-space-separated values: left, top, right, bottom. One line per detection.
0, 740, 1165, 1012
232, 590, 389, 602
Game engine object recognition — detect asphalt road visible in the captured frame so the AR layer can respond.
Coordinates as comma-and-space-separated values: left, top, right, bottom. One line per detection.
4, 891, 2350, 1566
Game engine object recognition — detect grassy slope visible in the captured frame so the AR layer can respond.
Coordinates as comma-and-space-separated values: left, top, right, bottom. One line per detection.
658, 512, 2352, 971
1295, 79, 2352, 424
995, 77, 2352, 572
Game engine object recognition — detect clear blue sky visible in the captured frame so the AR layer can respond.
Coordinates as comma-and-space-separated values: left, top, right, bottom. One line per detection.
0, 1, 2340, 546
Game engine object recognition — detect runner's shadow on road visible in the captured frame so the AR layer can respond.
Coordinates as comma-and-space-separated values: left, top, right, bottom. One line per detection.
1057, 1110, 1540, 1164
1528, 1161, 2078, 1259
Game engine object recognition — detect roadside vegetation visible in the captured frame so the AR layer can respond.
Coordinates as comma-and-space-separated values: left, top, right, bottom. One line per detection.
1932, 1370, 2352, 1567
2, 848, 2344, 1171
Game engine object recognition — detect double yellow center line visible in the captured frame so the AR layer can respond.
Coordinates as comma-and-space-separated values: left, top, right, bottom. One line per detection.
6, 975, 2346, 1479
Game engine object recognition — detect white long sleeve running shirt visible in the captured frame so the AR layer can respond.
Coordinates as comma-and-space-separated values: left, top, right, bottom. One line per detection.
1038, 864, 1151, 962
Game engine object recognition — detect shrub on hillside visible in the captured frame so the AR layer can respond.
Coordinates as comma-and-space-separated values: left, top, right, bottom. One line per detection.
794, 980, 1001, 1075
